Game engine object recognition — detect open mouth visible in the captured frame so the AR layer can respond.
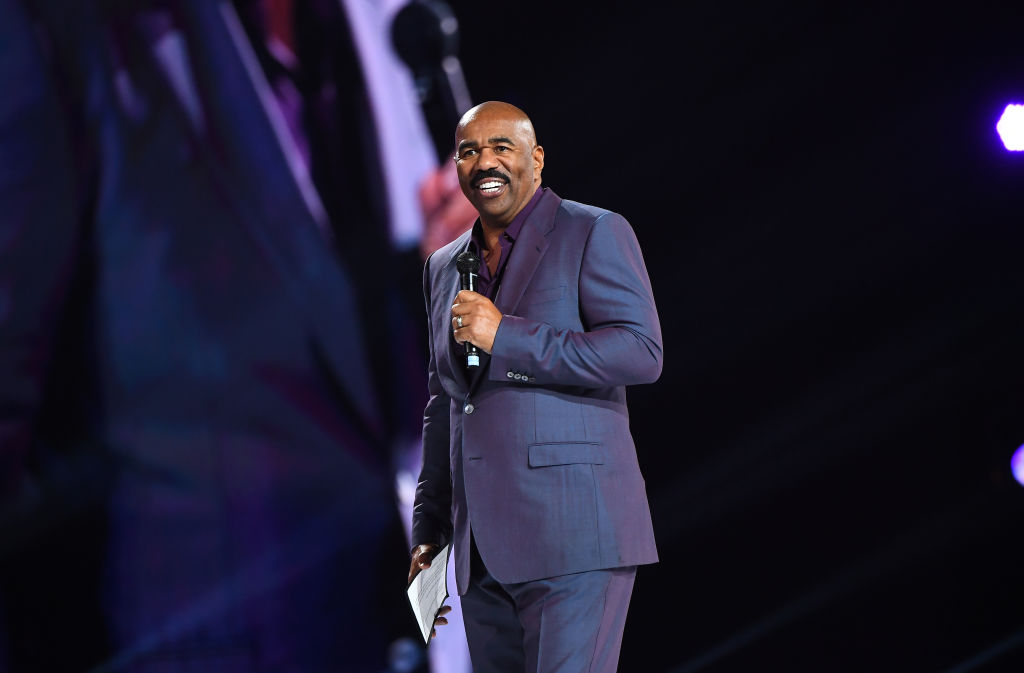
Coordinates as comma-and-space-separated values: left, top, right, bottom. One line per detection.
471, 171, 511, 198
476, 180, 506, 195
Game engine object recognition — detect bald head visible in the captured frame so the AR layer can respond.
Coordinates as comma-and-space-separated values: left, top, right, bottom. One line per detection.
456, 101, 537, 149
453, 101, 545, 229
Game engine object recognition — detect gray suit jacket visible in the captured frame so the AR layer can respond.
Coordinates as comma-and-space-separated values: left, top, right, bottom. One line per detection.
413, 188, 662, 595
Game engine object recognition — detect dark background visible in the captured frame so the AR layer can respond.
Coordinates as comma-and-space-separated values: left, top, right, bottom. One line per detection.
452, 2, 1024, 671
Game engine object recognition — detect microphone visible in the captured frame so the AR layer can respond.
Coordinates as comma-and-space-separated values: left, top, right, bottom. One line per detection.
455, 250, 481, 368
391, 0, 472, 163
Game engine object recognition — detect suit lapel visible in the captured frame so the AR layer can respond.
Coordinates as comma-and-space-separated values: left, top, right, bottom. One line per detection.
151, 0, 384, 435
175, 0, 332, 237
494, 189, 562, 316
132, 8, 207, 139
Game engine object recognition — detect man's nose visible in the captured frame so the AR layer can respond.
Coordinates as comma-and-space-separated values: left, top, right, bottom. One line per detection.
476, 147, 500, 169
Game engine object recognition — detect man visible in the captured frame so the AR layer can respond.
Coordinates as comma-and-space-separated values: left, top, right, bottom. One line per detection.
409, 101, 663, 673
0, 0, 473, 671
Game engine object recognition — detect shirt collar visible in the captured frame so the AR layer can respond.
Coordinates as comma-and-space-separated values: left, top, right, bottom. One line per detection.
471, 186, 547, 252
503, 186, 546, 242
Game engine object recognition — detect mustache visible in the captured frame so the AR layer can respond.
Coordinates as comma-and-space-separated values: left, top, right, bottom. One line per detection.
470, 169, 511, 188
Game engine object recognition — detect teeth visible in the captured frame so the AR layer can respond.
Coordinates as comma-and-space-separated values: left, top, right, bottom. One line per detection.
479, 181, 503, 190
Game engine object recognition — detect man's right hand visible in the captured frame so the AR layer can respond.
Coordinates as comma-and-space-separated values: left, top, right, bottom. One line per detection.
408, 543, 440, 586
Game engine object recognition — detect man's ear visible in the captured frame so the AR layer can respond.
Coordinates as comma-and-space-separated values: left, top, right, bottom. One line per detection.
533, 145, 545, 179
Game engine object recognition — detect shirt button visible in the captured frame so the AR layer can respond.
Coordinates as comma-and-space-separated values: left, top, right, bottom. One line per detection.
464, 403, 475, 414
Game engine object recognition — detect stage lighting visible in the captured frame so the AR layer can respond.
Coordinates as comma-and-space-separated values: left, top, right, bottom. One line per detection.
996, 104, 1024, 151
1012, 444, 1024, 487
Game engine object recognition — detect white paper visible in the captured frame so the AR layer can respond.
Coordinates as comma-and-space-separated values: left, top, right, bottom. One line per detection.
407, 544, 451, 645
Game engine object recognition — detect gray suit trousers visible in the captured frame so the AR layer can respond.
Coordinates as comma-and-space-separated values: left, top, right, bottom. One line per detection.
460, 536, 637, 673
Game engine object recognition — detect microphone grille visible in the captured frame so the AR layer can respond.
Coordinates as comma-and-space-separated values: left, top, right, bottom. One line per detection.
391, 0, 459, 70
456, 250, 481, 274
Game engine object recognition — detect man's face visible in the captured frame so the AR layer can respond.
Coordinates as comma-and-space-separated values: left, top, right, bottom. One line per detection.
454, 111, 544, 228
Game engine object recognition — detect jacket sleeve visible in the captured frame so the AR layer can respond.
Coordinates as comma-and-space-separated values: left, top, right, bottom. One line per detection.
489, 212, 663, 388
411, 253, 453, 549
0, 0, 82, 500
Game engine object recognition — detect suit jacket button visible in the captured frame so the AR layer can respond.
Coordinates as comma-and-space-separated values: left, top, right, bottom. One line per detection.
507, 371, 514, 378
464, 403, 475, 414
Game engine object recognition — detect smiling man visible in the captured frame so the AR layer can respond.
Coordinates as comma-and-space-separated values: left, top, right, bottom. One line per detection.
408, 101, 663, 673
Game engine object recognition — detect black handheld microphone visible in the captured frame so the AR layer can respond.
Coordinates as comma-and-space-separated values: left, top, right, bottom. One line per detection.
391, 0, 472, 163
455, 250, 481, 368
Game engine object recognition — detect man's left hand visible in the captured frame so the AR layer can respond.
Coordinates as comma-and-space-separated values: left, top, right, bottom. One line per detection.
451, 290, 502, 354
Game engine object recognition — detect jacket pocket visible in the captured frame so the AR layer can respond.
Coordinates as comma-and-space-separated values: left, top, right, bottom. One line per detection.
528, 441, 606, 467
